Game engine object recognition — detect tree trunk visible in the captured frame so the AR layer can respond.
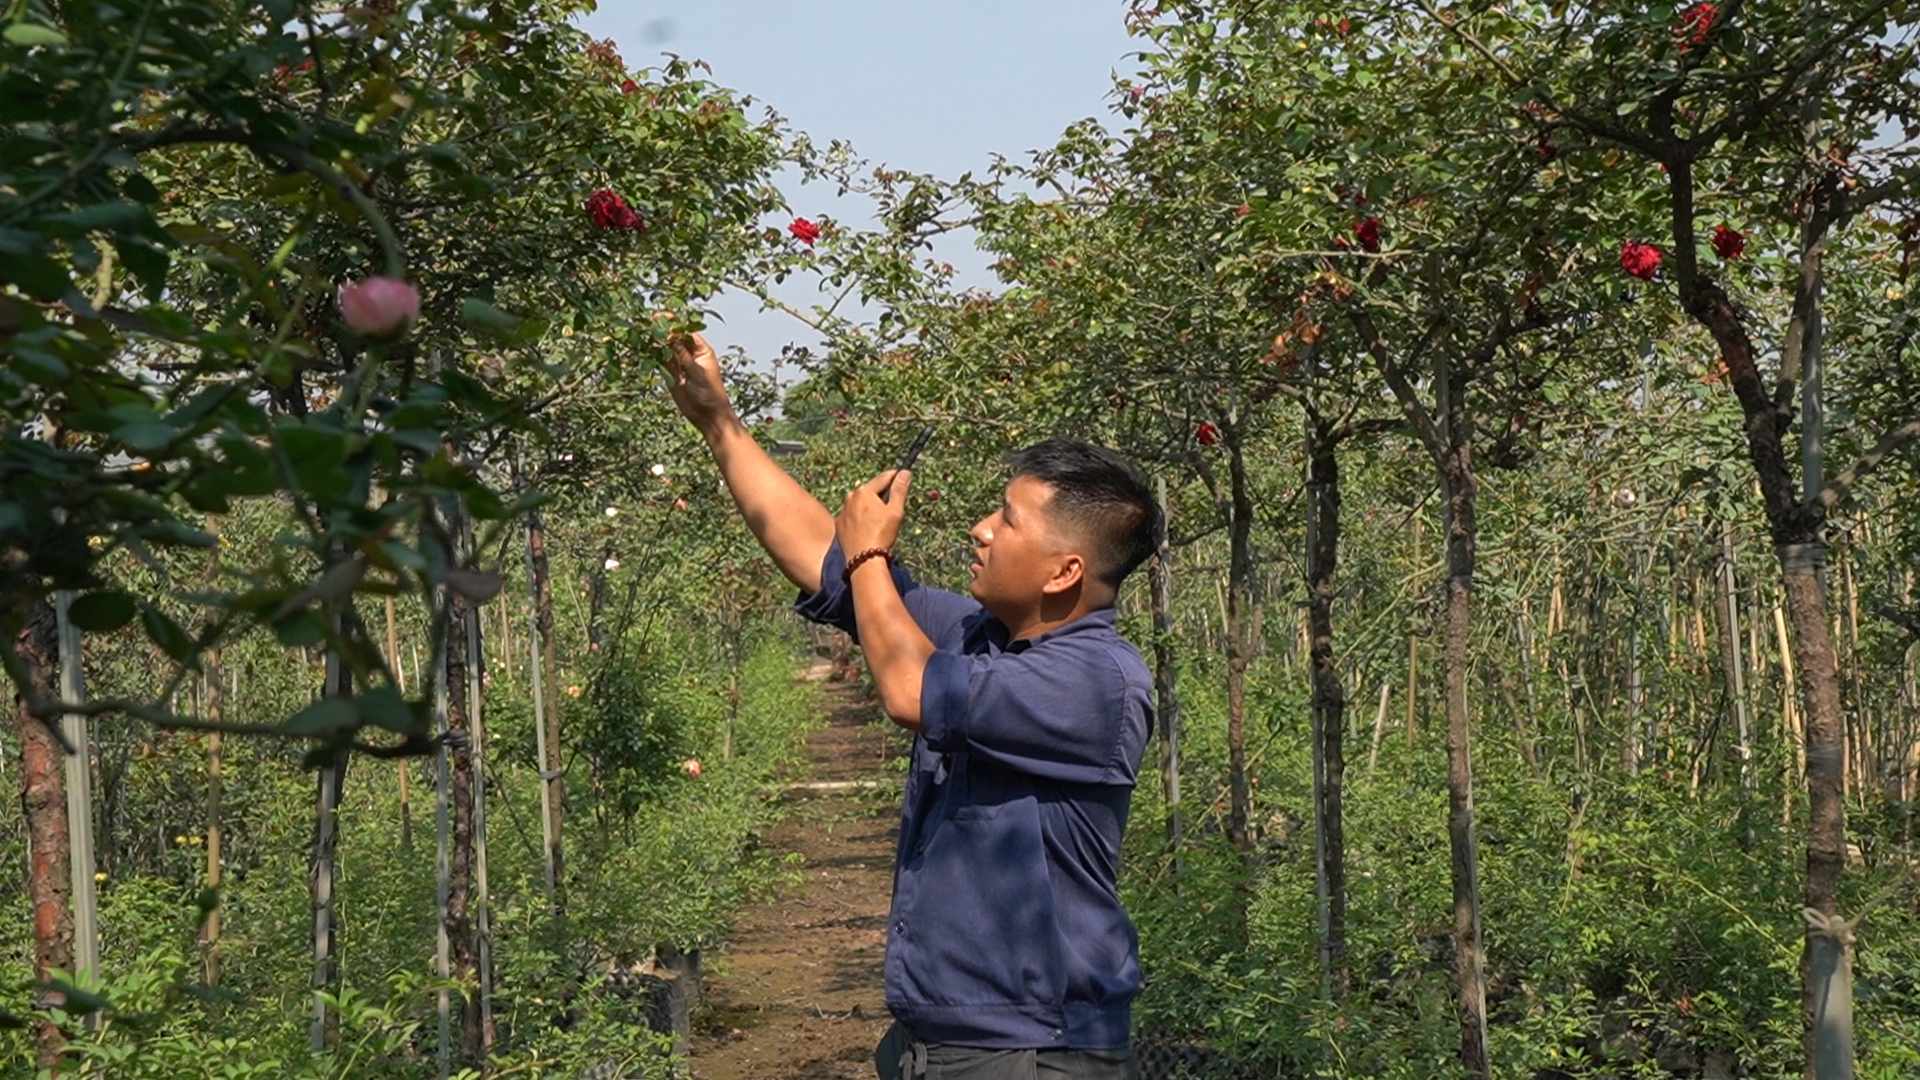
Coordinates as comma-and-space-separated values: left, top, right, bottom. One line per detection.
1305, 415, 1348, 1000
309, 645, 350, 1052
443, 590, 484, 1065
1683, 273, 1856, 1079
1785, 552, 1851, 1080
526, 509, 564, 917
462, 585, 497, 1057
1441, 450, 1490, 1080
1223, 439, 1254, 853
387, 595, 413, 853
201, 657, 225, 986
1148, 476, 1184, 872
14, 599, 72, 1072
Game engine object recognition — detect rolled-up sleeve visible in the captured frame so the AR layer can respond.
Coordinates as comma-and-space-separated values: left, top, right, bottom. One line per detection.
919, 645, 1149, 786
793, 538, 981, 644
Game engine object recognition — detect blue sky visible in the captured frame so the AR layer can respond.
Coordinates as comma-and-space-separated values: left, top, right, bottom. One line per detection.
578, 0, 1141, 368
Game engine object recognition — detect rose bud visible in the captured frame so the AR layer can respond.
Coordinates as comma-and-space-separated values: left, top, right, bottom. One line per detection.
338, 277, 420, 338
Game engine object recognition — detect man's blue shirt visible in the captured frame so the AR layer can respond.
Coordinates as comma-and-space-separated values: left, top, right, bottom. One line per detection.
795, 540, 1154, 1049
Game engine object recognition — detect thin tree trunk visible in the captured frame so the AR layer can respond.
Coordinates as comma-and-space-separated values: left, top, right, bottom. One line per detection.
388, 595, 412, 853
1148, 477, 1183, 872
1441, 451, 1490, 1080
14, 599, 72, 1071
463, 579, 497, 1057
526, 509, 564, 917
1305, 416, 1348, 999
444, 591, 483, 1065
201, 656, 225, 986
309, 646, 350, 1052
1223, 439, 1254, 853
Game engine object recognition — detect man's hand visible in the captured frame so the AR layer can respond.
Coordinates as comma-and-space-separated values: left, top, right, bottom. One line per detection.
837, 469, 912, 556
662, 331, 735, 432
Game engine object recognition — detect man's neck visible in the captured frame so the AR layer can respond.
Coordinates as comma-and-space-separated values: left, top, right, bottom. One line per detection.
1002, 595, 1110, 643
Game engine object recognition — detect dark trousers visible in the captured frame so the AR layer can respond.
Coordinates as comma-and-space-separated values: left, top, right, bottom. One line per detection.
874, 1022, 1139, 1080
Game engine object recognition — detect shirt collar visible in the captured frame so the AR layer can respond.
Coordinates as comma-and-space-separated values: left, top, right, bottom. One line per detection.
986, 606, 1117, 654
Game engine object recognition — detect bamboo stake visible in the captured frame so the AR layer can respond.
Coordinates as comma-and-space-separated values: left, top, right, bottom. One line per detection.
1367, 681, 1390, 779
54, 593, 99, 992
1776, 602, 1806, 827
1716, 532, 1754, 799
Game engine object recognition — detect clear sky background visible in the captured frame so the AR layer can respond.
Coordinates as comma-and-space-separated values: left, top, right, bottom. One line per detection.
577, 0, 1141, 369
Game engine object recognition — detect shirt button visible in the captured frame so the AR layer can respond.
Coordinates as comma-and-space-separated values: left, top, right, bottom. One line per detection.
894, 920, 906, 934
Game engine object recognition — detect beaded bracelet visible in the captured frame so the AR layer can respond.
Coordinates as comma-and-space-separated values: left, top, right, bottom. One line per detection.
841, 546, 893, 584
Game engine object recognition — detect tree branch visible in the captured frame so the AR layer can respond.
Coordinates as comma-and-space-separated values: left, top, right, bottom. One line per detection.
1814, 417, 1920, 514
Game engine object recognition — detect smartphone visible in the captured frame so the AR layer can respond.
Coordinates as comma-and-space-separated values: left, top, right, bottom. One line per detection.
879, 423, 935, 503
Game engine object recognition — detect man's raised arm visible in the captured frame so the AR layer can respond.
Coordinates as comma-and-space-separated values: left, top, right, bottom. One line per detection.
663, 332, 836, 593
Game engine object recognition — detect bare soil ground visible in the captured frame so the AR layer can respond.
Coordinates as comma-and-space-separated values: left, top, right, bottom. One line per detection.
689, 669, 903, 1080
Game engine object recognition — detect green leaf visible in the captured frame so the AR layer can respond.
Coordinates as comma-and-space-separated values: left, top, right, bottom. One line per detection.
280, 697, 358, 738
68, 591, 137, 633
4, 23, 68, 47
1, 253, 71, 302
459, 297, 522, 333
140, 607, 197, 665
271, 610, 327, 647
41, 981, 110, 1015
355, 685, 421, 736
111, 420, 175, 453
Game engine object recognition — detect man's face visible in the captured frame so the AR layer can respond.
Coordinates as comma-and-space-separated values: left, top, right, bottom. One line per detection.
967, 474, 1078, 620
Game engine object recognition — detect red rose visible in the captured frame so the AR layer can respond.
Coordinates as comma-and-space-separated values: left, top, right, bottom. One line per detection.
1677, 2, 1717, 46
788, 217, 821, 246
587, 188, 643, 231
1711, 224, 1745, 260
1620, 240, 1663, 281
1196, 422, 1221, 446
1536, 133, 1558, 162
1354, 216, 1382, 253
620, 78, 638, 94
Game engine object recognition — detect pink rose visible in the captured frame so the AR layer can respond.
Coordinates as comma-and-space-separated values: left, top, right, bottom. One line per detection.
338, 277, 420, 338
682, 758, 702, 777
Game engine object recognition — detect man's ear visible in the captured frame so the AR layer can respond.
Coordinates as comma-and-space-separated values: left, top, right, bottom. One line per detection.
1041, 553, 1086, 596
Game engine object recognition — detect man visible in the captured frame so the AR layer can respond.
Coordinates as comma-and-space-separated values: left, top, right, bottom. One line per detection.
663, 332, 1159, 1080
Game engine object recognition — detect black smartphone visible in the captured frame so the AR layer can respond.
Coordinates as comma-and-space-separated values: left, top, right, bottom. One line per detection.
879, 423, 935, 503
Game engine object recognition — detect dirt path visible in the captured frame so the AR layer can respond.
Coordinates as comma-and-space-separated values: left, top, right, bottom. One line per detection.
690, 668, 903, 1080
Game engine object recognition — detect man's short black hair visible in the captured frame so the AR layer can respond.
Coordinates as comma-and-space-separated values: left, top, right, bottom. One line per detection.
1002, 439, 1163, 590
